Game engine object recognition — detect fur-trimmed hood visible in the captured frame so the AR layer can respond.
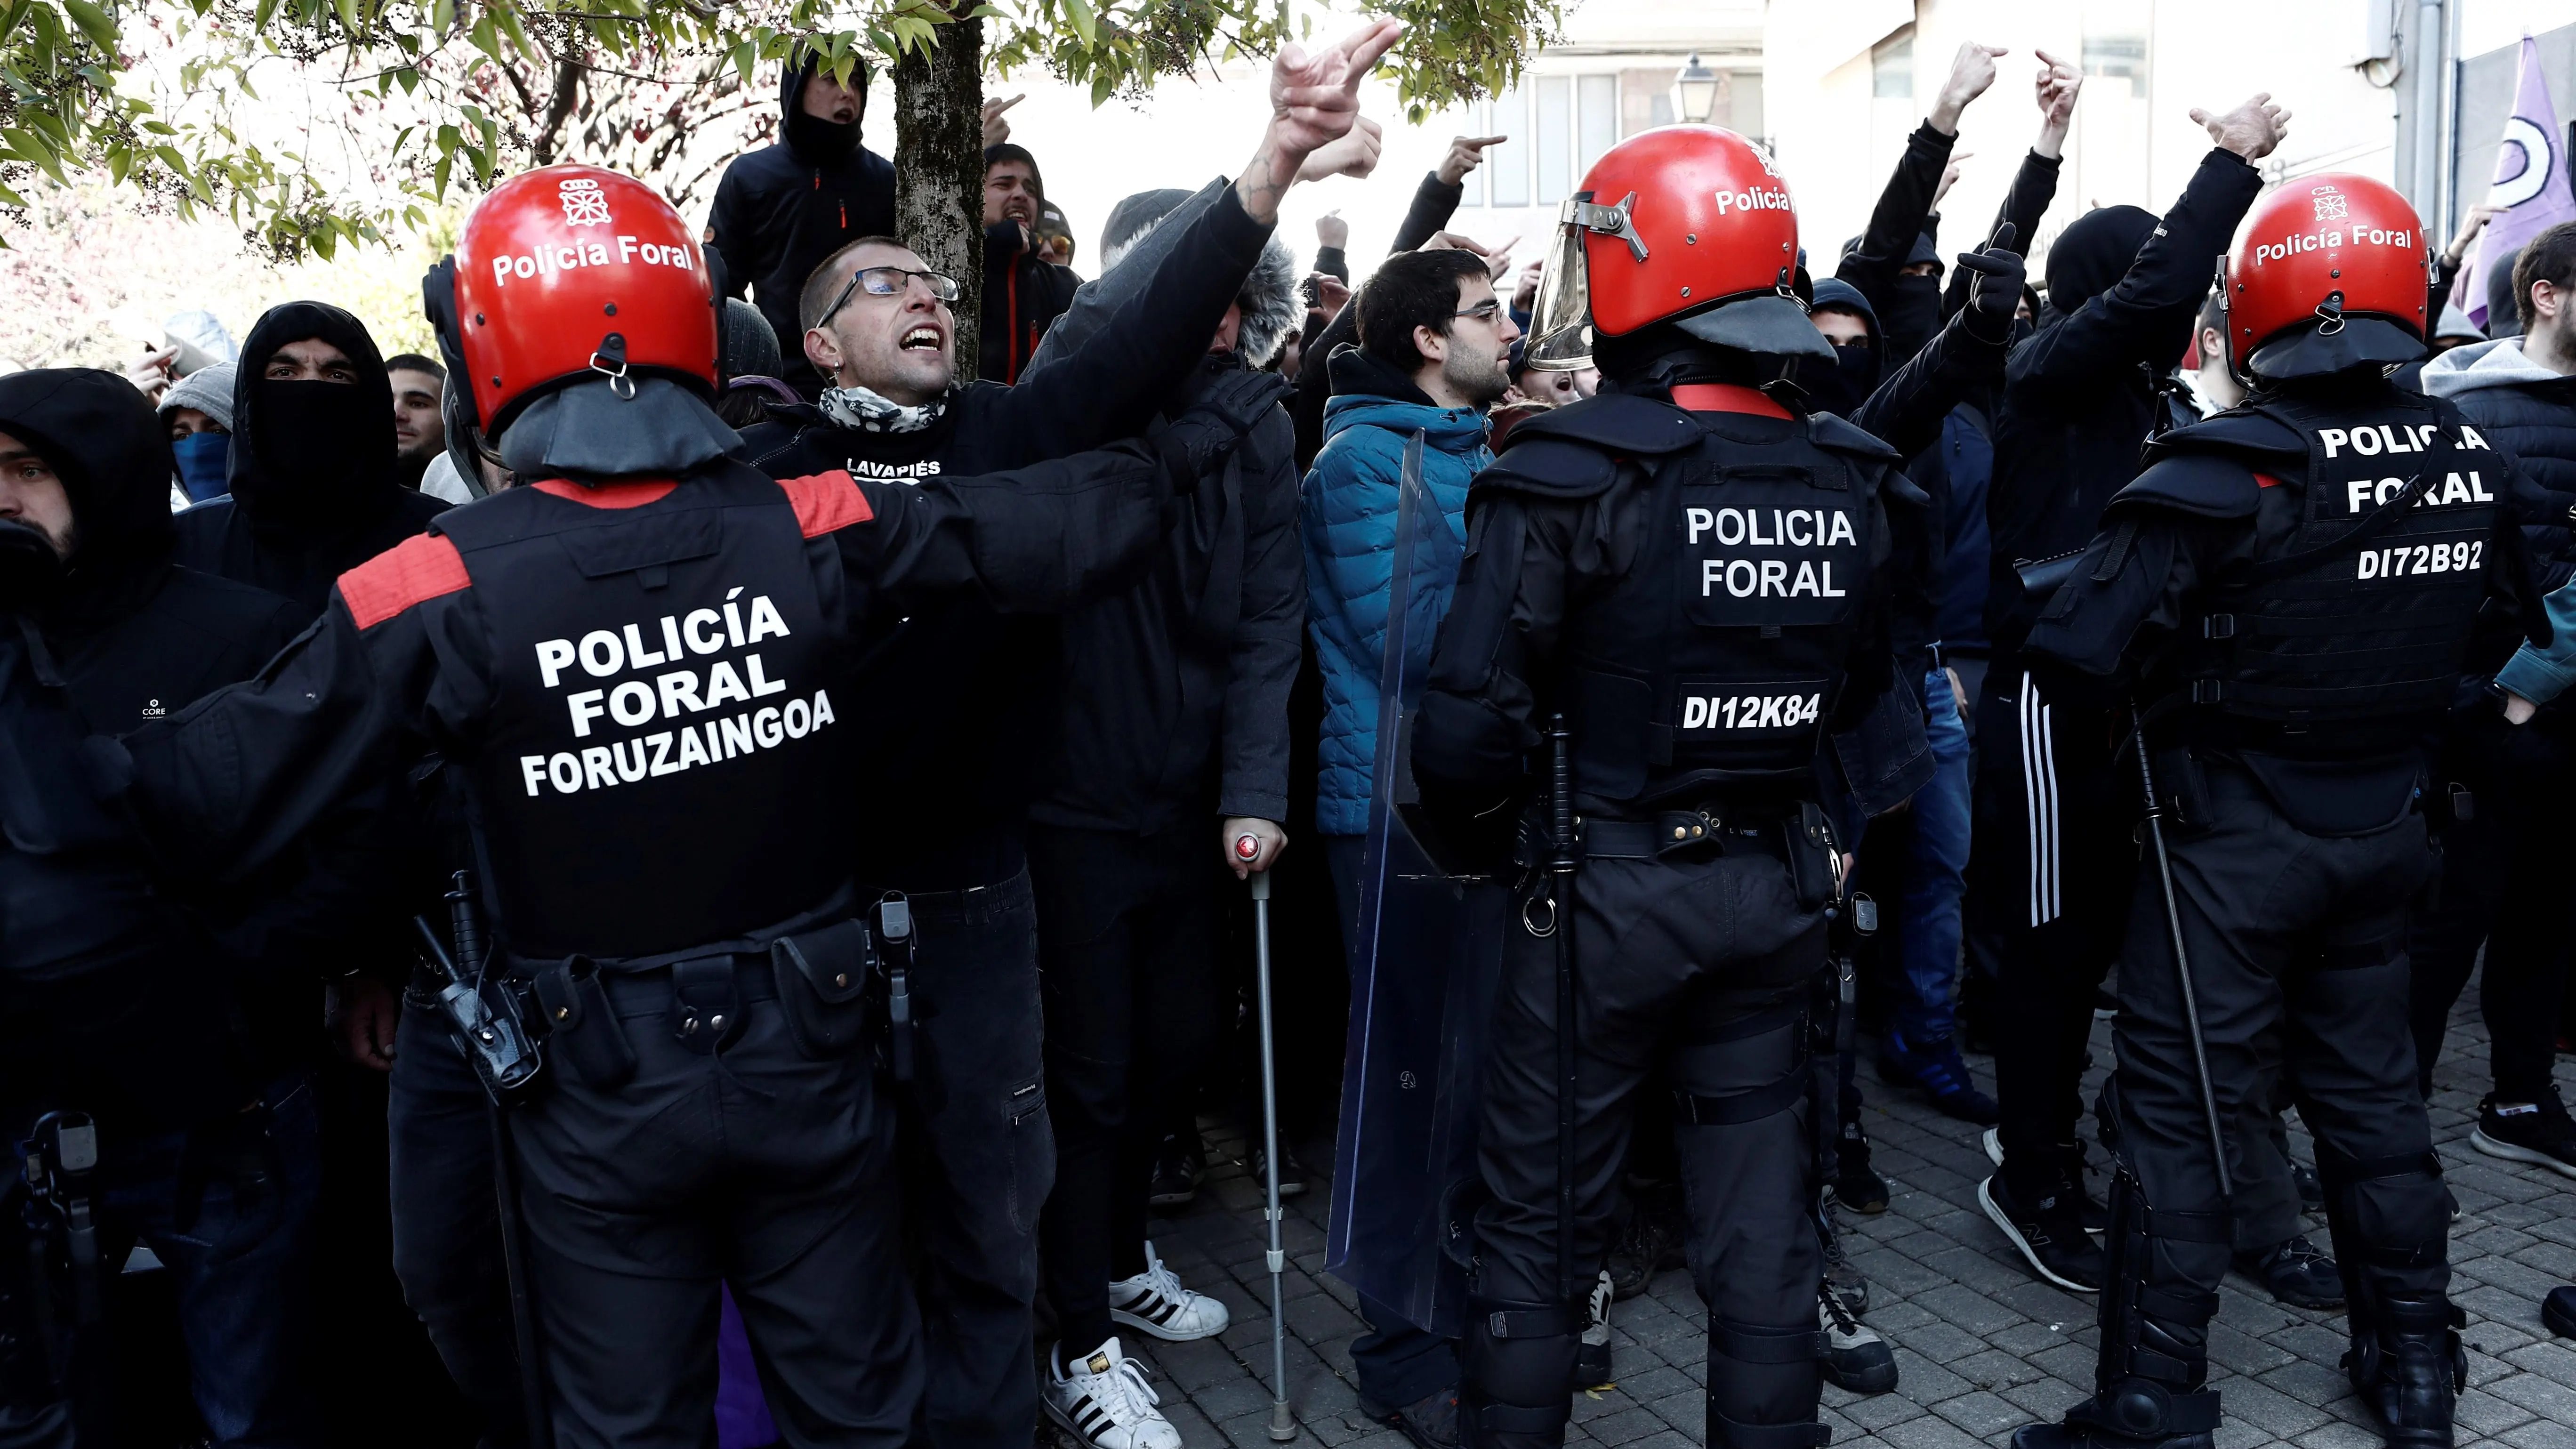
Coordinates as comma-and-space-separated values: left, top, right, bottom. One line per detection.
1058, 181, 1302, 369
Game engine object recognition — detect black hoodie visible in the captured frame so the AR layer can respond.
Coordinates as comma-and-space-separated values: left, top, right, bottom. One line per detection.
173, 301, 448, 620
708, 55, 899, 396
0, 370, 303, 1132
1984, 149, 2264, 658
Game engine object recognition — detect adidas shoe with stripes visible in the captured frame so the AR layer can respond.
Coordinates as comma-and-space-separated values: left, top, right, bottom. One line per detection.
1044, 1337, 1180, 1449
1109, 1241, 1231, 1342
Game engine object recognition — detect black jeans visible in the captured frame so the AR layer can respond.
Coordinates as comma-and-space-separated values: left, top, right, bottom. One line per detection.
512, 962, 920, 1449
1030, 824, 1231, 1360
2104, 758, 2447, 1385
1968, 666, 2135, 1191
1462, 836, 1823, 1449
2406, 711, 2576, 1103
1324, 833, 1463, 1412
867, 870, 1054, 1449
388, 1000, 528, 1449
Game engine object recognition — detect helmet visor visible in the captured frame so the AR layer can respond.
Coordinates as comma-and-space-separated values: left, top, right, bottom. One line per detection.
1524, 221, 1594, 370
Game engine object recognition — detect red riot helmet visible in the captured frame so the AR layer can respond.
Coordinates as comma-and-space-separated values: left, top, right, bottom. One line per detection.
1525, 125, 1833, 370
2220, 172, 2433, 381
441, 165, 720, 433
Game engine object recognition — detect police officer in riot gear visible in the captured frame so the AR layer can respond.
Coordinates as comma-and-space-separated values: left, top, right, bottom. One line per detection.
94, 164, 1261, 1449
1409, 125, 1932, 1449
2010, 174, 2545, 1449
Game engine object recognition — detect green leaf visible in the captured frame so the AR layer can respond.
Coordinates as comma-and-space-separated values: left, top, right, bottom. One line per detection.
1060, 0, 1096, 44
60, 0, 117, 52
254, 0, 282, 31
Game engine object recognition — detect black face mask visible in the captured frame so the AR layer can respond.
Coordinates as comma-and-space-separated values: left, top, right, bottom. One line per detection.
1877, 274, 1943, 364
0, 519, 64, 611
785, 103, 861, 166
2012, 316, 2036, 346
254, 379, 389, 509
1803, 344, 1881, 418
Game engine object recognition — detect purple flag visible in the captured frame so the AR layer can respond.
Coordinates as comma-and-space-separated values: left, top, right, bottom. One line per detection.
2459, 35, 2576, 329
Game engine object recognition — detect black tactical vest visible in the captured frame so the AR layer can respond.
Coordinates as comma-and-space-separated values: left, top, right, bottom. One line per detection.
1504, 397, 1893, 812
2163, 390, 2504, 730
435, 464, 856, 961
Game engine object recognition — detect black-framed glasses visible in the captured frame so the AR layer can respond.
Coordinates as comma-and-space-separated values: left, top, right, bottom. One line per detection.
1449, 299, 1505, 324
817, 265, 961, 329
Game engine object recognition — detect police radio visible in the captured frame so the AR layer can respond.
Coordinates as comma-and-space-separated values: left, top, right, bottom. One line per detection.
415, 870, 542, 1104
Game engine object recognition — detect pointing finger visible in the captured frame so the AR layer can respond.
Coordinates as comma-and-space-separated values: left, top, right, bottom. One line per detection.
1986, 221, 2017, 252
1337, 18, 1404, 90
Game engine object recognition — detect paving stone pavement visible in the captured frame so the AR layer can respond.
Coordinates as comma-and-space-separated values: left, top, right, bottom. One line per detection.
1073, 980, 2576, 1449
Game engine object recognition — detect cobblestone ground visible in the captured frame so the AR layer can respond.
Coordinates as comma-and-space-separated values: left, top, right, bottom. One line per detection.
1085, 982, 2576, 1449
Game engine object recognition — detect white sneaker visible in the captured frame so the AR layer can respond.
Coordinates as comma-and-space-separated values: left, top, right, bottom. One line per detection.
1109, 1241, 1231, 1341
1044, 1337, 1182, 1449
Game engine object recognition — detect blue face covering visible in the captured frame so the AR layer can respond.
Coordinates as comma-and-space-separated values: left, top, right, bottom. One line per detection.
171, 430, 232, 503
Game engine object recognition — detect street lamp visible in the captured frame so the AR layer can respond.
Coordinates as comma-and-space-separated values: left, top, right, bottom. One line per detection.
1674, 53, 1720, 125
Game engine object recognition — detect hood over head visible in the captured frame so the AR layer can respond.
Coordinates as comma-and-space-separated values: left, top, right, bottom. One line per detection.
1803, 277, 1885, 417
229, 300, 401, 525
984, 142, 1046, 204
0, 368, 177, 606
1022, 178, 1303, 383
780, 51, 870, 168
2045, 205, 2160, 317
2486, 245, 2526, 338
2432, 301, 2485, 345
2418, 335, 2576, 397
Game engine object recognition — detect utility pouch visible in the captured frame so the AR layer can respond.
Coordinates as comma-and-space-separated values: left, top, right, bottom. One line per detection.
1786, 802, 1835, 911
532, 956, 636, 1090
2155, 745, 2213, 834
771, 918, 876, 1062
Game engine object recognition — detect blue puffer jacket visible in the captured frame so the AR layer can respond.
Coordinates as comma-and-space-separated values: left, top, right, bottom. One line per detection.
1301, 346, 1492, 835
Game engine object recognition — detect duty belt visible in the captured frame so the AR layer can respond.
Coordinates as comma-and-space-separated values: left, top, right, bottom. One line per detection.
1578, 808, 1791, 861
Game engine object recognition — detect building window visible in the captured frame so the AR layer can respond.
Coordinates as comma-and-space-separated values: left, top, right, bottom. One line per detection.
1485, 73, 1627, 207
1578, 74, 1617, 172
2082, 34, 2148, 98
1537, 76, 1573, 203
1872, 29, 1912, 99
1484, 86, 1530, 208
1730, 71, 1764, 137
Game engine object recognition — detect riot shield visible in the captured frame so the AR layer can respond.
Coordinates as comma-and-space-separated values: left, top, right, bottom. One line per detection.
1325, 432, 1510, 1337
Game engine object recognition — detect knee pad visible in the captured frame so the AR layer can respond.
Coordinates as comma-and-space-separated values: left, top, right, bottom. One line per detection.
1460, 1294, 1577, 1437
2315, 1146, 2449, 1311
2095, 1167, 2222, 1394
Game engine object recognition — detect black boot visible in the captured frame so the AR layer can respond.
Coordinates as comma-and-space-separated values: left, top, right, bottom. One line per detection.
1459, 1296, 1576, 1449
2014, 1167, 2223, 1449
2009, 1381, 2219, 1449
2343, 1296, 2464, 1449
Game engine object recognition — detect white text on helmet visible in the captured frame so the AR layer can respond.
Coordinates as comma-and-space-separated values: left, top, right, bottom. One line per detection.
2251, 226, 2415, 267
1711, 185, 1793, 217
490, 233, 697, 287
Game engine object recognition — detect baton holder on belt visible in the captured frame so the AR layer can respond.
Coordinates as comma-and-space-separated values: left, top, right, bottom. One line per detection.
22, 1111, 110, 1428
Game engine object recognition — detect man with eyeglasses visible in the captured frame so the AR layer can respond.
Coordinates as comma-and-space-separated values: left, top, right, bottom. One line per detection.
734, 22, 1400, 1449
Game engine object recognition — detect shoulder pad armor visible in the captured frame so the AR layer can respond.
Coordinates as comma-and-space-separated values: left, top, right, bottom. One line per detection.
2108, 452, 2263, 519
1805, 410, 1904, 462
2139, 406, 2304, 468
1476, 435, 1620, 501
1506, 393, 1704, 455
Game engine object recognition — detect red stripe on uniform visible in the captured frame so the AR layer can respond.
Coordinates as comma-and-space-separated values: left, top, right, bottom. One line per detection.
339, 534, 470, 630
532, 478, 676, 508
2254, 471, 2283, 489
1670, 382, 1793, 419
776, 470, 875, 537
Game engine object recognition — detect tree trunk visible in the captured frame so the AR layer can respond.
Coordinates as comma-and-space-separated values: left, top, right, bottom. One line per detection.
893, 15, 985, 383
